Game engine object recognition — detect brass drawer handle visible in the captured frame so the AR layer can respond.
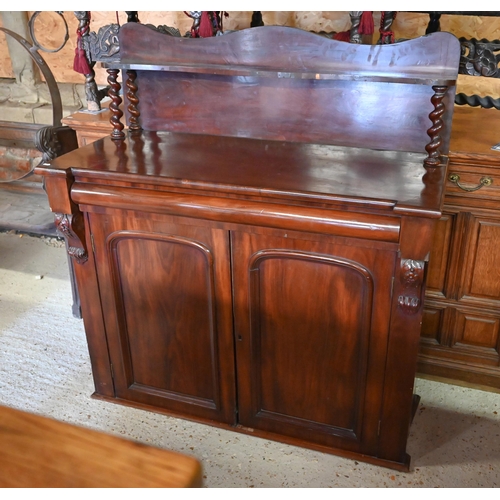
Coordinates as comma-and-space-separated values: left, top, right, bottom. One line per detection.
448, 174, 493, 192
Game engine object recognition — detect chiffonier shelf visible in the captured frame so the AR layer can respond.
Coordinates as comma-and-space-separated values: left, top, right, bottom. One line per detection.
35, 23, 460, 471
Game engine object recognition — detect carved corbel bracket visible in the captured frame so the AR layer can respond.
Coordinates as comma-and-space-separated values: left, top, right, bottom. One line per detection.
54, 212, 88, 264
397, 259, 425, 315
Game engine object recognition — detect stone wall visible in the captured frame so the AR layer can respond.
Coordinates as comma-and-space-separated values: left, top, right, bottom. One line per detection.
0, 145, 41, 182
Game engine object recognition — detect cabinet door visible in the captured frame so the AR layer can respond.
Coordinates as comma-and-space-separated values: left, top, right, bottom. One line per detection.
88, 212, 236, 424
425, 213, 456, 299
459, 216, 500, 305
420, 212, 500, 382
231, 231, 397, 455
451, 215, 500, 365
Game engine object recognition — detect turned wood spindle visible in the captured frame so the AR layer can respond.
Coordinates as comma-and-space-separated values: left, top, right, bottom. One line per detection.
126, 70, 142, 132
424, 85, 448, 169
107, 68, 126, 141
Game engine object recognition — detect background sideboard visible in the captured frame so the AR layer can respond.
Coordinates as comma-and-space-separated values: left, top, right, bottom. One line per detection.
420, 105, 500, 390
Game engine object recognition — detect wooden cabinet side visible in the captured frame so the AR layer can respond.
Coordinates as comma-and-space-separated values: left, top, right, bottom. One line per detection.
40, 171, 114, 397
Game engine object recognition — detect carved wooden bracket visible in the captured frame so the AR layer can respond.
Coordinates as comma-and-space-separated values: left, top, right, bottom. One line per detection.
54, 212, 88, 264
397, 259, 425, 315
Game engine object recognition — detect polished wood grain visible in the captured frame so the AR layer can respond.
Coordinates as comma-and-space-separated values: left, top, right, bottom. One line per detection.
89, 212, 237, 424
105, 25, 459, 156
43, 131, 447, 219
231, 231, 396, 458
0, 404, 202, 487
134, 72, 453, 154
449, 106, 500, 160
116, 24, 459, 83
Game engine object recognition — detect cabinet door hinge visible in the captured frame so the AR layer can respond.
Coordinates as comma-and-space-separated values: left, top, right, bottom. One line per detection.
377, 420, 381, 436
110, 363, 114, 380
90, 233, 95, 254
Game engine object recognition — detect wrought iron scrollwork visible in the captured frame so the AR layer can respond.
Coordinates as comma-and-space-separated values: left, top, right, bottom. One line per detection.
28, 11, 69, 53
0, 14, 73, 181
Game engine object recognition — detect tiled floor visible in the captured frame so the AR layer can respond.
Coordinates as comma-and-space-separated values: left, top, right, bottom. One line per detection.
0, 229, 499, 488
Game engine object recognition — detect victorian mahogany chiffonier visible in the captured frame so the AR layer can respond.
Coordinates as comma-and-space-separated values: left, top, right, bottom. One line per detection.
35, 23, 460, 471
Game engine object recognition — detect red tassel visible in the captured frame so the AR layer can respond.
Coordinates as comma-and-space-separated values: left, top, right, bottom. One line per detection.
333, 30, 351, 42
199, 11, 214, 37
359, 11, 374, 35
73, 35, 91, 75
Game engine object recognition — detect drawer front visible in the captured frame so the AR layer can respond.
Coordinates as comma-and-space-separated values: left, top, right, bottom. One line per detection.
446, 162, 500, 202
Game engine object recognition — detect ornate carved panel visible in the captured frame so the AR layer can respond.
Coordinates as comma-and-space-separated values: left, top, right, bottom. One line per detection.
459, 38, 500, 79
85, 23, 120, 62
